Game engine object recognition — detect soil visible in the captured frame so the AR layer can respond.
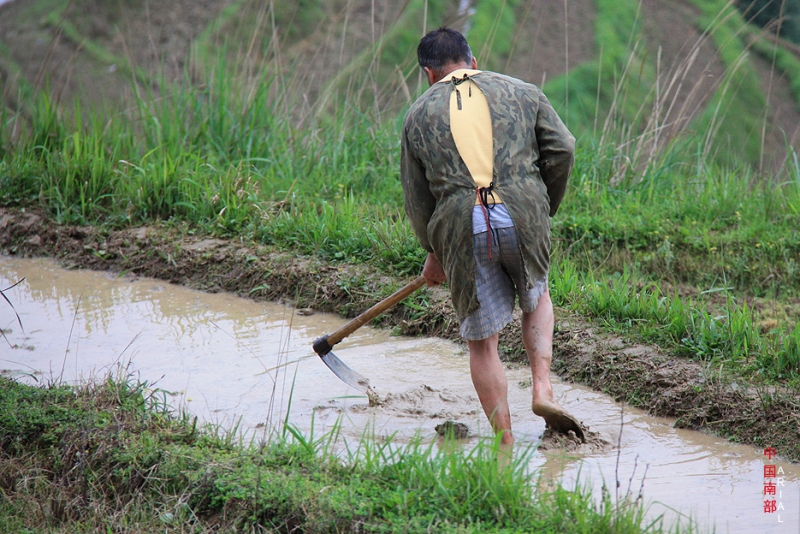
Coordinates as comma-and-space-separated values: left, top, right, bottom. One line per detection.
0, 0, 136, 112
640, 0, 726, 142
0, 0, 237, 112
1, 206, 798, 462
502, 0, 597, 86
435, 420, 470, 439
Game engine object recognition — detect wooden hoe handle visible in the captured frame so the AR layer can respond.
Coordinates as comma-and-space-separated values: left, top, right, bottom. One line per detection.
313, 275, 427, 355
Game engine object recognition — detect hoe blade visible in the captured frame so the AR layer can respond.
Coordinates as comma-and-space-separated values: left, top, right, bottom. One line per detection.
319, 350, 370, 393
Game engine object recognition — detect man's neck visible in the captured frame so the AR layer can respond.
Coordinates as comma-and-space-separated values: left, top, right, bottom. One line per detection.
434, 65, 480, 84
434, 63, 472, 83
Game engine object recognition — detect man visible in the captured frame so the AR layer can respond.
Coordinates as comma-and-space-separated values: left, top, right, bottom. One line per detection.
401, 27, 580, 445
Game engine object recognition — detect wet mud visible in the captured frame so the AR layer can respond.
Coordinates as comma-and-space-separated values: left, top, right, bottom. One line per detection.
354, 384, 478, 420
0, 206, 798, 466
539, 425, 610, 453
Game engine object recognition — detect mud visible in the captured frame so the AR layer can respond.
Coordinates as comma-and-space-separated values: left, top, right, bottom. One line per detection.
347, 384, 479, 421
0, 206, 798, 465
538, 424, 610, 453
434, 420, 470, 439
553, 325, 800, 462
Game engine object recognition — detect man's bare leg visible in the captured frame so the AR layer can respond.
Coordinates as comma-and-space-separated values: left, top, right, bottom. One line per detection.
522, 289, 584, 437
522, 290, 558, 411
468, 334, 514, 445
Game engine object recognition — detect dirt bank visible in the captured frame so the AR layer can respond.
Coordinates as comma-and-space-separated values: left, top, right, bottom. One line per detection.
1, 206, 798, 462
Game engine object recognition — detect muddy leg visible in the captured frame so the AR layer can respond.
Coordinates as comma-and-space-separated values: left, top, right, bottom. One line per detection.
468, 334, 514, 445
523, 290, 555, 408
523, 290, 585, 439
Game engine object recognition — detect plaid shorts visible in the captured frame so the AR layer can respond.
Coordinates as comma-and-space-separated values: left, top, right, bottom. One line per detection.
459, 226, 548, 340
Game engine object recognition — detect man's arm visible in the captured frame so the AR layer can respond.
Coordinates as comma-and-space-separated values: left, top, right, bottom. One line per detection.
400, 123, 437, 252
535, 92, 575, 216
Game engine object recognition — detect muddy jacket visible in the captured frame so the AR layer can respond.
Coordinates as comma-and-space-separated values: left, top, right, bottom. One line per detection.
401, 71, 575, 320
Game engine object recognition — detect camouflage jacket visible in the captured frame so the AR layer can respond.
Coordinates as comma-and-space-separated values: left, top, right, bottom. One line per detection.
401, 71, 575, 320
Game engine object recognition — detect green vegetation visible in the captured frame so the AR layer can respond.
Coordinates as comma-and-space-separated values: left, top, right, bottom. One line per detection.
686, 0, 770, 166
747, 24, 800, 105
544, 0, 653, 138
0, 375, 685, 532
546, 0, 779, 170
1, 30, 799, 384
469, 0, 525, 70
553, 141, 800, 382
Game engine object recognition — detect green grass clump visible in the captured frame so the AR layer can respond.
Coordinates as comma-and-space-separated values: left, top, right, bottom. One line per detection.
0, 376, 683, 533
550, 263, 800, 382
544, 0, 654, 138
469, 0, 525, 70
747, 28, 800, 107
559, 144, 800, 298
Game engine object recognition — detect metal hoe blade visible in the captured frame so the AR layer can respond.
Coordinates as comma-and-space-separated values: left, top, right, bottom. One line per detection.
311, 277, 426, 392
319, 350, 370, 393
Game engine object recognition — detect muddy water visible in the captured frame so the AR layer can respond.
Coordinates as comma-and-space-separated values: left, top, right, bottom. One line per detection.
1, 256, 798, 533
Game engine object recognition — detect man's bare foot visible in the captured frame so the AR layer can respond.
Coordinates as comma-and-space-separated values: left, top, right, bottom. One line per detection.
532, 400, 585, 441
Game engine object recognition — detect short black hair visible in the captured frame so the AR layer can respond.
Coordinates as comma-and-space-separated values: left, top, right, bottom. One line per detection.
417, 27, 473, 72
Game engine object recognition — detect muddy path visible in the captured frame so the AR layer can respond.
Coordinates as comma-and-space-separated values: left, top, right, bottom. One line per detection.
1, 206, 798, 462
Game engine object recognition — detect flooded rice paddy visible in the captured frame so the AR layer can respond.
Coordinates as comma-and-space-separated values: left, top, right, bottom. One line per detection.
1, 256, 798, 533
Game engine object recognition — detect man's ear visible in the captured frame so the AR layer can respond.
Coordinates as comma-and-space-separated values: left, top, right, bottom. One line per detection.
471, 57, 478, 70
423, 66, 437, 86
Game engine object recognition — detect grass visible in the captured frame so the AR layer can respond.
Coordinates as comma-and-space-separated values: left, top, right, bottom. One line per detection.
543, 0, 653, 137
469, 0, 525, 71
549, 262, 800, 381
0, 374, 689, 533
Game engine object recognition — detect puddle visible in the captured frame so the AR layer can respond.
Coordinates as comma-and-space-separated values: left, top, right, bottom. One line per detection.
1, 256, 798, 533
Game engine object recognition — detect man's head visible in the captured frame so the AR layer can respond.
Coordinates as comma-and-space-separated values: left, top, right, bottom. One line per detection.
417, 27, 477, 86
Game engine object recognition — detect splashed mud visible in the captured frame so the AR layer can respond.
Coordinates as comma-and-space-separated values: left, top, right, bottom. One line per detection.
321, 384, 480, 422
539, 424, 611, 453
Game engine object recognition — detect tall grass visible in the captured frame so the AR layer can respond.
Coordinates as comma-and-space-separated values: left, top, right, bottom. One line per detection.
544, 0, 654, 143
560, 146, 800, 296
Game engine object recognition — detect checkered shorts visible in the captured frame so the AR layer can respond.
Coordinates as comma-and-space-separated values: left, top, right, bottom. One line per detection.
459, 226, 548, 340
